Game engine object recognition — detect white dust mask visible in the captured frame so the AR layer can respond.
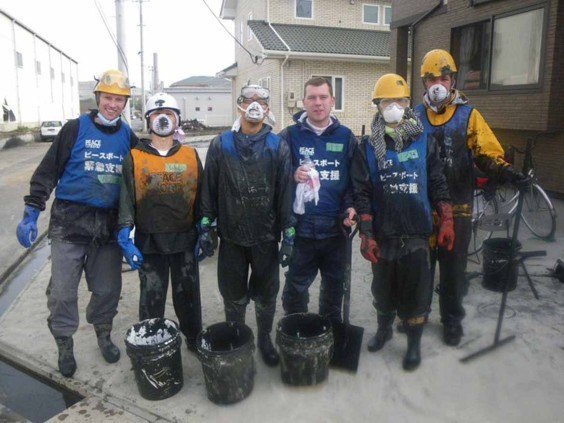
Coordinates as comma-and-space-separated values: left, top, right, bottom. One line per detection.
382, 104, 405, 124
238, 101, 265, 123
428, 84, 449, 104
150, 113, 177, 137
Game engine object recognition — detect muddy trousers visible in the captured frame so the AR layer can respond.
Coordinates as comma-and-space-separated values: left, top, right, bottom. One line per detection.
138, 250, 202, 343
430, 216, 472, 327
371, 239, 432, 321
218, 240, 279, 334
282, 235, 346, 324
47, 239, 122, 338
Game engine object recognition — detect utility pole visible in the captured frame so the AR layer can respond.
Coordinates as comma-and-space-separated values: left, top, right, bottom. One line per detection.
115, 0, 131, 122
152, 53, 160, 92
137, 0, 147, 131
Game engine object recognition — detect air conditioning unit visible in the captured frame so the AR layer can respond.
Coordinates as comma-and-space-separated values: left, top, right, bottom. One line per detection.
286, 91, 297, 108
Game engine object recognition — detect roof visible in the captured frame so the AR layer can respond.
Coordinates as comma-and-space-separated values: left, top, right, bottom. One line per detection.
248, 21, 390, 57
170, 76, 231, 88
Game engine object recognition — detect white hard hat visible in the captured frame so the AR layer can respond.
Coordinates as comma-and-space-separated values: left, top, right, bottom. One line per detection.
145, 93, 181, 118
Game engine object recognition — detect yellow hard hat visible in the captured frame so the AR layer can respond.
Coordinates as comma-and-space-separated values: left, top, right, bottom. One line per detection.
372, 74, 410, 102
420, 49, 457, 78
94, 69, 131, 97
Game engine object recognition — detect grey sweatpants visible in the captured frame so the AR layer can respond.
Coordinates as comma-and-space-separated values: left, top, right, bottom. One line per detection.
47, 239, 122, 338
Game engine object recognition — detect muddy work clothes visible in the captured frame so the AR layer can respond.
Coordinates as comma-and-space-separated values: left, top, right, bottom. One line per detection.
23, 111, 137, 337
282, 235, 346, 323
47, 239, 122, 337
119, 139, 203, 341
280, 113, 357, 322
139, 250, 202, 342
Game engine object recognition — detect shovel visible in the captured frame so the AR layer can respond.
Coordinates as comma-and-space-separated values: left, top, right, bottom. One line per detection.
330, 225, 364, 372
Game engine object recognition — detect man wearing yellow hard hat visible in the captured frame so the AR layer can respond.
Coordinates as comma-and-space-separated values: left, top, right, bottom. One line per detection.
351, 74, 453, 371
414, 49, 527, 346
16, 69, 138, 377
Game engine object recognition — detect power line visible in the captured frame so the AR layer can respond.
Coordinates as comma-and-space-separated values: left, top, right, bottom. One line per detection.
93, 0, 129, 74
200, 0, 263, 64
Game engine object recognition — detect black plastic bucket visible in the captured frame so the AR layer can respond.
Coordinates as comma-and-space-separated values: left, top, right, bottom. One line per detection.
125, 318, 183, 401
482, 238, 522, 292
276, 313, 333, 386
196, 321, 255, 405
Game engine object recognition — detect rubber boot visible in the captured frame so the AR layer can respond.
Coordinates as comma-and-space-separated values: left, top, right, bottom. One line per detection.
367, 313, 395, 352
94, 324, 121, 364
224, 298, 247, 324
443, 323, 463, 346
55, 336, 77, 378
403, 323, 424, 371
256, 301, 279, 367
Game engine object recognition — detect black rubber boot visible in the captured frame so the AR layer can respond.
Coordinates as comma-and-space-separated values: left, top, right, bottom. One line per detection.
403, 324, 423, 371
367, 314, 395, 352
94, 324, 121, 364
443, 323, 463, 346
225, 299, 247, 324
256, 301, 279, 367
55, 336, 77, 378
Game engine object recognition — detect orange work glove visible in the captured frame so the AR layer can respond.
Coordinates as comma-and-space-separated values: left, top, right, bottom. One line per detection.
437, 201, 455, 251
359, 214, 379, 264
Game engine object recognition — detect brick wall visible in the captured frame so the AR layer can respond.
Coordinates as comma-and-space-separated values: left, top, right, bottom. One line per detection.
270, 0, 391, 30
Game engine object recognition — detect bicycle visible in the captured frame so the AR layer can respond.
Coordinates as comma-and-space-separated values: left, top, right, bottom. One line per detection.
467, 133, 557, 257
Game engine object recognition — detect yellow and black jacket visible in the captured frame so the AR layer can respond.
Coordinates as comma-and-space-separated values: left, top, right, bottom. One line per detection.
119, 138, 203, 254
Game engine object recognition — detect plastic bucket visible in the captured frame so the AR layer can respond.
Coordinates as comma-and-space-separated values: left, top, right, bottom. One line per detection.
482, 238, 522, 292
197, 322, 255, 405
276, 313, 333, 386
125, 318, 183, 401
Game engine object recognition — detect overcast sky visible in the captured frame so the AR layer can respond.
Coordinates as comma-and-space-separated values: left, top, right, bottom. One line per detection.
0, 0, 235, 87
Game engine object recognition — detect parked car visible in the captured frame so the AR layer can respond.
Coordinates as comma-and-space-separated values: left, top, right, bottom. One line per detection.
40, 121, 63, 141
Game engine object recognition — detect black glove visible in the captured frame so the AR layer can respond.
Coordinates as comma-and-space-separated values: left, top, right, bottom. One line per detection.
501, 166, 531, 189
195, 218, 215, 261
278, 228, 295, 267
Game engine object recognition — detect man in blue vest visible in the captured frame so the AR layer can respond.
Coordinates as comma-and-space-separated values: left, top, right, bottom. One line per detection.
280, 77, 357, 325
352, 74, 453, 371
16, 70, 138, 377
199, 84, 294, 366
415, 50, 527, 346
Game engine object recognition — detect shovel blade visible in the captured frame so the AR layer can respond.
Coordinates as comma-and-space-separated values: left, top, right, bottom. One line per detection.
330, 321, 364, 372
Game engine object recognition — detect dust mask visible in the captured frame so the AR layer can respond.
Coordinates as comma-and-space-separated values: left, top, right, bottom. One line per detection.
150, 113, 177, 137
382, 104, 405, 124
238, 101, 265, 123
428, 84, 449, 104
97, 112, 119, 126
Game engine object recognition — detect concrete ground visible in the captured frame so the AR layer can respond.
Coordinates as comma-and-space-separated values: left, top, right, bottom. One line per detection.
0, 144, 562, 421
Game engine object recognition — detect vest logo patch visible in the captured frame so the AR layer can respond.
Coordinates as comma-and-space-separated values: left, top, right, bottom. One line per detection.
97, 175, 121, 185
398, 150, 418, 162
326, 143, 344, 153
165, 163, 187, 173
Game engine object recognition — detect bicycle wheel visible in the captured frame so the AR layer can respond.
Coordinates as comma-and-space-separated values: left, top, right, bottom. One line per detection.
520, 183, 556, 239
467, 190, 498, 257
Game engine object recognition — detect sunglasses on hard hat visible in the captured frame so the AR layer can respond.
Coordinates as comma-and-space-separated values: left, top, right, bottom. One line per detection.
379, 98, 410, 108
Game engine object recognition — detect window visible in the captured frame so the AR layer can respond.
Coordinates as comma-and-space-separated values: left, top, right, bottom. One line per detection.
247, 12, 253, 41
36, 60, 41, 75
296, 0, 313, 19
452, 5, 545, 90
384, 6, 392, 26
208, 106, 213, 112
258, 76, 271, 90
363, 5, 379, 25
313, 75, 344, 112
16, 52, 23, 68
195, 107, 201, 112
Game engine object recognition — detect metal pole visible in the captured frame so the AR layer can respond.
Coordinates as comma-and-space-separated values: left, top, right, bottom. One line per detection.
139, 0, 146, 131
115, 0, 131, 123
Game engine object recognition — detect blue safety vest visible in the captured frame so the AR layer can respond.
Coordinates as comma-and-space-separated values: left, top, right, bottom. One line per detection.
365, 134, 432, 237
415, 103, 474, 204
56, 114, 131, 209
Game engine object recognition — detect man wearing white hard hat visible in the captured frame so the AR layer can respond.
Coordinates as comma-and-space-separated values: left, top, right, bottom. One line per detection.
118, 92, 203, 352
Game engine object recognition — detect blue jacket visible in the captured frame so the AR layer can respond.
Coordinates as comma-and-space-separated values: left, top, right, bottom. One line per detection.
279, 112, 357, 239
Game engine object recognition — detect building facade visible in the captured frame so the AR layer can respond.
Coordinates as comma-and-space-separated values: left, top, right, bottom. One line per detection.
390, 0, 564, 193
219, 0, 393, 134
0, 9, 79, 132
165, 76, 232, 127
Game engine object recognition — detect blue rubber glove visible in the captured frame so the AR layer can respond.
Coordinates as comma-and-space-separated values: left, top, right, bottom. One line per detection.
16, 205, 41, 248
195, 217, 215, 262
117, 227, 143, 270
279, 227, 295, 267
